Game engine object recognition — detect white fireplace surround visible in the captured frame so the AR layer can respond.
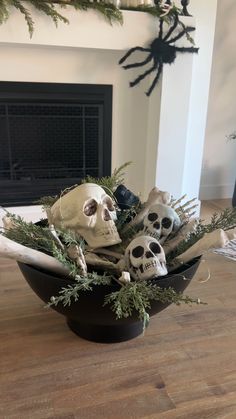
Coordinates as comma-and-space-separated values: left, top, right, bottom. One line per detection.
0, 2, 217, 223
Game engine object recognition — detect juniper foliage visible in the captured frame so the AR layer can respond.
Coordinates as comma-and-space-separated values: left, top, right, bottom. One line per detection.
167, 208, 236, 263
48, 271, 113, 307
104, 280, 204, 329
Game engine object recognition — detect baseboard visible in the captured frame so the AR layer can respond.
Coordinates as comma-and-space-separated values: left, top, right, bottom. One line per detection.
199, 183, 235, 200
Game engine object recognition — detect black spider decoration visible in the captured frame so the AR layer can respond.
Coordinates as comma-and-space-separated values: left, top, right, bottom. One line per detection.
119, 14, 199, 97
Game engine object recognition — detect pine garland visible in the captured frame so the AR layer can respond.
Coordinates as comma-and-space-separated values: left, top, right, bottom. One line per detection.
0, 0, 123, 36
0, 0, 187, 38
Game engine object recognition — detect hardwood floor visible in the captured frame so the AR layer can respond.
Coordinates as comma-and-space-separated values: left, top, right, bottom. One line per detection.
1, 200, 236, 419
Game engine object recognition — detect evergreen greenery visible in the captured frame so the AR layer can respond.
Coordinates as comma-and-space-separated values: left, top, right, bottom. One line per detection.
0, 0, 187, 37
167, 208, 236, 264
0, 0, 123, 36
2, 213, 57, 255
105, 280, 204, 329
6, 168, 234, 328
48, 271, 113, 307
82, 161, 132, 197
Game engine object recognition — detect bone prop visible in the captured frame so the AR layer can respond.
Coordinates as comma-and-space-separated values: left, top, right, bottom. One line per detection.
119, 271, 131, 284
172, 196, 198, 222
122, 187, 171, 232
45, 207, 65, 251
67, 244, 87, 276
84, 252, 122, 274
176, 228, 233, 265
163, 219, 199, 255
2, 215, 17, 231
0, 234, 69, 276
86, 247, 124, 260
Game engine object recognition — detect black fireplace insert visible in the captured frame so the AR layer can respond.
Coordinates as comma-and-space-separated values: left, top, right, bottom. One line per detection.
0, 82, 112, 206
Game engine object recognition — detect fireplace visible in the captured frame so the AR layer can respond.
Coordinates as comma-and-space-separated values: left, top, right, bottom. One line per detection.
0, 81, 112, 206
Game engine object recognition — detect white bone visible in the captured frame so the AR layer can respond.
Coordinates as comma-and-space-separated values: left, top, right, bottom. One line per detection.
67, 244, 87, 276
176, 228, 232, 265
0, 234, 69, 276
84, 252, 121, 274
163, 219, 199, 255
119, 271, 131, 284
86, 247, 123, 260
2, 215, 16, 231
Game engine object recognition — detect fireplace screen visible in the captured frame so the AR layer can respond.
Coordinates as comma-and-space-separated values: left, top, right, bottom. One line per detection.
0, 82, 112, 206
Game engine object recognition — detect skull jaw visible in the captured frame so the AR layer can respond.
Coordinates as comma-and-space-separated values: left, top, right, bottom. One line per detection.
79, 226, 121, 249
131, 262, 168, 281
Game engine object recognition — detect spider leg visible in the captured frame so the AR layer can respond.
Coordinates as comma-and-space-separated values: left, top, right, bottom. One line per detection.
167, 27, 196, 44
129, 63, 157, 88
122, 54, 152, 70
175, 46, 199, 54
159, 18, 164, 39
163, 13, 179, 41
119, 47, 150, 65
145, 62, 163, 97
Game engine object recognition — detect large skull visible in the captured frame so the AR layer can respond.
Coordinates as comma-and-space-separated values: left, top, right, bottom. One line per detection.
50, 183, 121, 248
125, 236, 167, 280
142, 203, 181, 244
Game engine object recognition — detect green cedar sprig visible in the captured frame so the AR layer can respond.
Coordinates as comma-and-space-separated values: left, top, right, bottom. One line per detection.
48, 271, 113, 307
0, 1, 188, 39
82, 161, 132, 197
104, 280, 204, 329
2, 213, 57, 255
0, 0, 123, 37
167, 208, 236, 263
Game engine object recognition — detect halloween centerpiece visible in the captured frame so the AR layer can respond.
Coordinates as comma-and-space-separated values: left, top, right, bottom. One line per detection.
1, 163, 236, 343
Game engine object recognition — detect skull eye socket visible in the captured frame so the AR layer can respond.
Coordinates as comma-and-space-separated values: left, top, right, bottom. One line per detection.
162, 217, 172, 229
103, 196, 115, 212
148, 212, 158, 222
132, 246, 144, 258
149, 242, 161, 254
84, 199, 98, 216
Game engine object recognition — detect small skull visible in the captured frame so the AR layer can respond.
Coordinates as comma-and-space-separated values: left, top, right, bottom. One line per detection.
143, 203, 181, 244
51, 183, 121, 248
125, 236, 167, 280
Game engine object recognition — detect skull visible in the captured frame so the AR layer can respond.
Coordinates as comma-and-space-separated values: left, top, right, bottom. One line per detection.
142, 203, 181, 244
50, 183, 121, 248
125, 236, 167, 280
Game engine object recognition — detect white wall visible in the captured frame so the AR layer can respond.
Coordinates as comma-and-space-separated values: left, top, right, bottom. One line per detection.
200, 0, 236, 199
154, 0, 217, 204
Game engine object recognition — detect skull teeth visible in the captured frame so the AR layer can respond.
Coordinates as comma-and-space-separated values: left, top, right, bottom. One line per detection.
96, 226, 118, 237
144, 260, 158, 270
144, 229, 160, 240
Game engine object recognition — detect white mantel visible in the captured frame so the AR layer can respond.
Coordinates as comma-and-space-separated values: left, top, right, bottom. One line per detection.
0, 2, 218, 222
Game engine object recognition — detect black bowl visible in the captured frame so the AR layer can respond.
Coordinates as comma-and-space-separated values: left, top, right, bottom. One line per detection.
18, 257, 201, 343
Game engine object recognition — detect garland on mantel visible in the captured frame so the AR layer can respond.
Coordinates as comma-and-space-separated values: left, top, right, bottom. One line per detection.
0, 0, 183, 37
